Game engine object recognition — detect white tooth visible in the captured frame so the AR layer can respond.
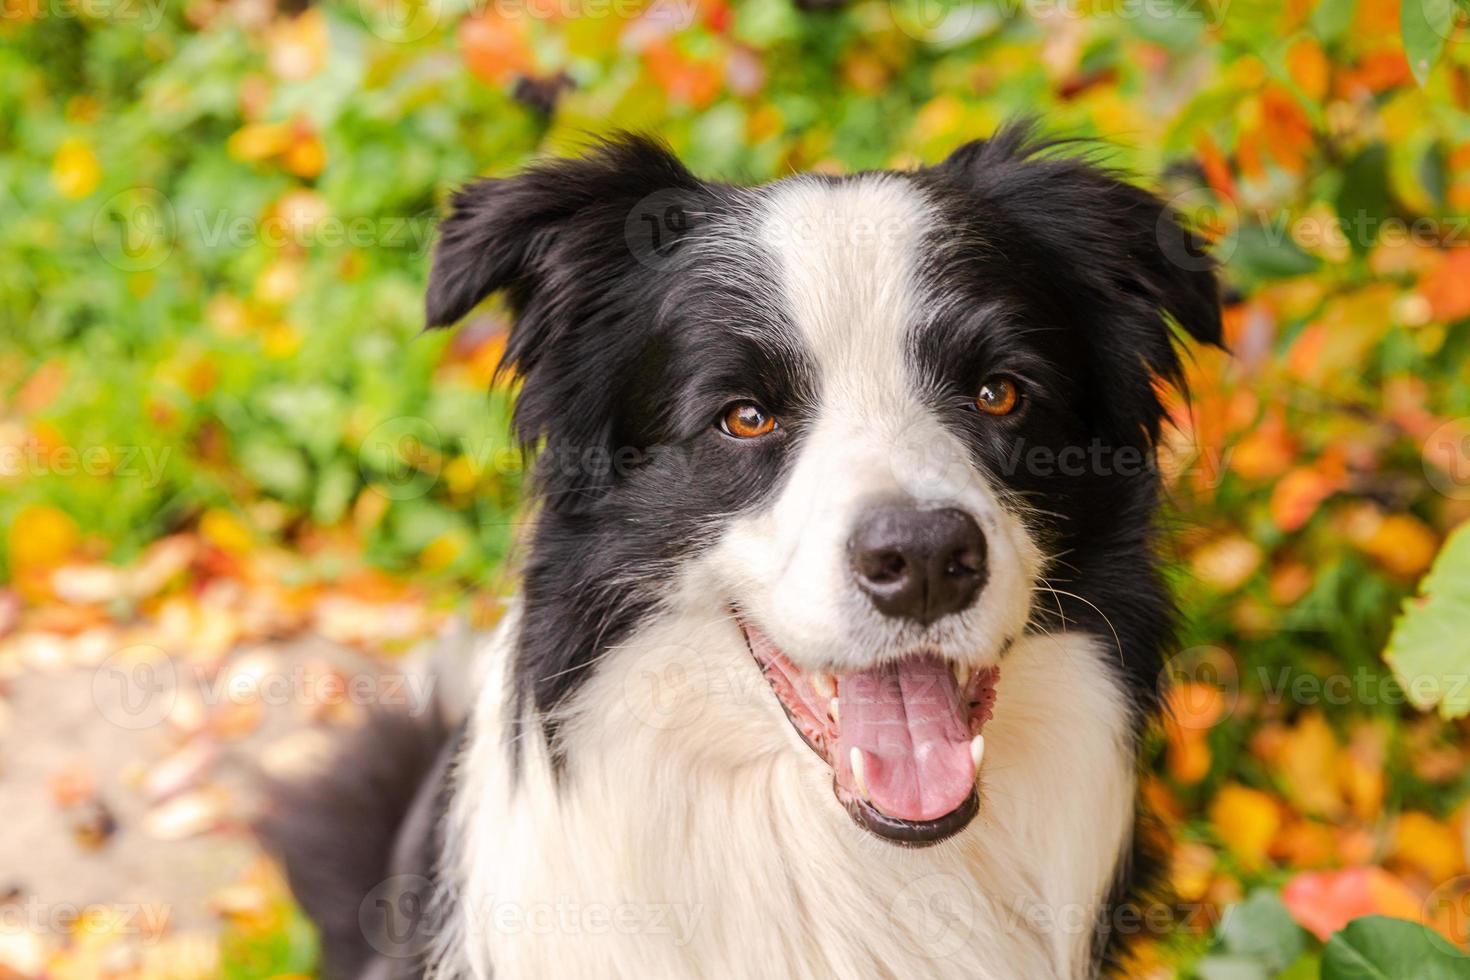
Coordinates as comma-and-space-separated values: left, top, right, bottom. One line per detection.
969, 734, 985, 771
811, 673, 836, 700
850, 747, 869, 801
828, 698, 840, 725
954, 662, 973, 690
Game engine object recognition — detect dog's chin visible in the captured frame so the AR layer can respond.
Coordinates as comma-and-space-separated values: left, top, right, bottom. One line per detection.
734, 613, 997, 848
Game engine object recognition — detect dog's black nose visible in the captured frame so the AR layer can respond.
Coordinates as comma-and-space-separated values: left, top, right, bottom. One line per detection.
848, 507, 987, 624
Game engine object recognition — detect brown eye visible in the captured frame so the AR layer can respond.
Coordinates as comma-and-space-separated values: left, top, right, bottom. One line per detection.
975, 377, 1020, 416
720, 401, 778, 439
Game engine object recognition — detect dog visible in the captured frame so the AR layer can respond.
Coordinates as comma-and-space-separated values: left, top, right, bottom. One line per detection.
259, 122, 1222, 980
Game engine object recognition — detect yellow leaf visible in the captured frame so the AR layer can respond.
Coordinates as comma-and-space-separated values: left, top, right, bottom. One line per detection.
1210, 783, 1281, 870
1276, 712, 1344, 818
1343, 722, 1388, 822
262, 322, 302, 359
1344, 508, 1440, 578
50, 137, 100, 199
228, 122, 292, 163
1171, 841, 1217, 902
1392, 811, 1466, 883
420, 531, 466, 572
8, 504, 81, 573
199, 509, 252, 554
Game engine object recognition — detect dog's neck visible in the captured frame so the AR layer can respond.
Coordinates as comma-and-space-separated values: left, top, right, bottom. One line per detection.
434, 605, 1137, 980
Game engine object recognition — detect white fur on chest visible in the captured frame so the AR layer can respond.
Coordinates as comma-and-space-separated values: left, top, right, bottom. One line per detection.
432, 608, 1135, 980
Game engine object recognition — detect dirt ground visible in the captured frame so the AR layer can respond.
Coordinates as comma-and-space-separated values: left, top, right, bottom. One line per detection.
0, 632, 402, 977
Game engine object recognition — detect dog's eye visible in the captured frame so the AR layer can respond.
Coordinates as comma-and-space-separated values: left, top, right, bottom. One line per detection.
975, 377, 1020, 416
719, 401, 778, 439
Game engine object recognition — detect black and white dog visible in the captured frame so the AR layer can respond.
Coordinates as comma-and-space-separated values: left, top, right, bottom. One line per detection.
262, 123, 1221, 979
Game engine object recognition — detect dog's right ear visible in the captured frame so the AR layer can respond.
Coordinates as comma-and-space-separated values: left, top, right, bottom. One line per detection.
424, 135, 700, 331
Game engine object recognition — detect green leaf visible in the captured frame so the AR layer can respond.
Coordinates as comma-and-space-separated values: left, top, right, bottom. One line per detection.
1402, 0, 1456, 86
1321, 916, 1470, 979
1219, 890, 1310, 972
1336, 143, 1392, 259
1312, 0, 1359, 42
1384, 523, 1470, 719
1224, 221, 1322, 284
238, 439, 311, 503
1195, 954, 1271, 980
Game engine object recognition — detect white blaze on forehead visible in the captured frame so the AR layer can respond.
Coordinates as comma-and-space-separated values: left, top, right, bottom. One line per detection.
756, 175, 932, 416
703, 175, 1038, 671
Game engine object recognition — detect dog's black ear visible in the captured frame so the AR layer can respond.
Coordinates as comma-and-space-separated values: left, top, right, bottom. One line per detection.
425, 134, 700, 332
935, 121, 1224, 440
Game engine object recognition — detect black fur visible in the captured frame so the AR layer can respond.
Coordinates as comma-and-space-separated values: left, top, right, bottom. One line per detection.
255, 709, 455, 980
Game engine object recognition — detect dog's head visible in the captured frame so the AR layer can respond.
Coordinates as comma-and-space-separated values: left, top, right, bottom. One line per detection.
428, 125, 1221, 846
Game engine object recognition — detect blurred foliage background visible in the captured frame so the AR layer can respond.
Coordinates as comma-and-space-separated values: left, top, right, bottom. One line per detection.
5, 0, 1470, 975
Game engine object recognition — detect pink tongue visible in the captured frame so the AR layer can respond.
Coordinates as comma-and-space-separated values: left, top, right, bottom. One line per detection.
835, 655, 975, 822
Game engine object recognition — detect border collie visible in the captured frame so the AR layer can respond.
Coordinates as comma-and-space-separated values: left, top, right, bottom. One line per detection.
260, 122, 1222, 980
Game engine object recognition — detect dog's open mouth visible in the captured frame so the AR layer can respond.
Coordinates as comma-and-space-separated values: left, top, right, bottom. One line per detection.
736, 617, 997, 847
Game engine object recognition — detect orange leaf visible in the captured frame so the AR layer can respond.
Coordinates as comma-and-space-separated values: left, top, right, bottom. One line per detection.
1287, 37, 1330, 101
1282, 867, 1423, 941
1231, 410, 1295, 482
1420, 249, 1470, 323
459, 11, 534, 87
1195, 133, 1237, 202
1167, 725, 1213, 785
1270, 466, 1338, 532
1259, 85, 1313, 174
1274, 818, 1338, 868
